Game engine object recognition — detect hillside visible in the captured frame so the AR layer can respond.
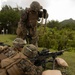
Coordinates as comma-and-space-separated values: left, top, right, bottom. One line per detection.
60, 18, 75, 25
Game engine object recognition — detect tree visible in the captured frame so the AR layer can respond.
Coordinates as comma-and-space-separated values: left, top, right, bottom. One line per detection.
47, 20, 60, 29
0, 5, 21, 34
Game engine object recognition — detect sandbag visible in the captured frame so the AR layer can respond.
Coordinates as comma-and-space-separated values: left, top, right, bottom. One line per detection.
42, 70, 62, 75
55, 57, 68, 67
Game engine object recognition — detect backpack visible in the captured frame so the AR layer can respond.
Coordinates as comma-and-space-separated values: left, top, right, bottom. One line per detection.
1, 52, 28, 75
1, 52, 38, 75
0, 69, 7, 75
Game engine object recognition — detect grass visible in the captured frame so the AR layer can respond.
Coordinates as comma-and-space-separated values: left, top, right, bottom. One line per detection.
0, 34, 75, 75
60, 51, 75, 75
44, 51, 75, 75
0, 34, 16, 45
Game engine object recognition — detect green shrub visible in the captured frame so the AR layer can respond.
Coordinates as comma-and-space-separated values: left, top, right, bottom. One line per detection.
38, 27, 75, 51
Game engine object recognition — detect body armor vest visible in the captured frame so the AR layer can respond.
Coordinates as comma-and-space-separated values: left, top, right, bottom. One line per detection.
1, 52, 37, 75
0, 47, 17, 61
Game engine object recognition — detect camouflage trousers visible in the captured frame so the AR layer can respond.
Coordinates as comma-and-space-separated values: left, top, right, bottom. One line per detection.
36, 66, 43, 75
16, 24, 38, 46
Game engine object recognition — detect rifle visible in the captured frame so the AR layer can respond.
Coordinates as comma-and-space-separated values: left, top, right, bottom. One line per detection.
33, 49, 68, 69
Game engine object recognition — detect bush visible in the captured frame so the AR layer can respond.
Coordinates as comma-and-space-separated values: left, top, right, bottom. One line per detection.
38, 27, 75, 51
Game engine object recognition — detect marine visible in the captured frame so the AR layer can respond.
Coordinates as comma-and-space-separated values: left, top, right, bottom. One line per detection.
0, 38, 43, 75
0, 38, 25, 61
16, 1, 48, 46
22, 44, 43, 75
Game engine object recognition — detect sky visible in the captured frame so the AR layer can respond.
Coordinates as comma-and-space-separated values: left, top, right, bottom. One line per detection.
0, 0, 75, 22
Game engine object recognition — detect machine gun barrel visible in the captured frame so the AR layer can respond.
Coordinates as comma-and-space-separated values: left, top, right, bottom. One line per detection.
49, 50, 65, 58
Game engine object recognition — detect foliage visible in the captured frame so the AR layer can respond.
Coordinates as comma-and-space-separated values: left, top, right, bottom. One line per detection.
0, 34, 75, 75
60, 18, 75, 30
47, 18, 75, 30
0, 5, 23, 34
47, 20, 60, 29
0, 5, 75, 51
0, 4, 75, 75
38, 27, 75, 50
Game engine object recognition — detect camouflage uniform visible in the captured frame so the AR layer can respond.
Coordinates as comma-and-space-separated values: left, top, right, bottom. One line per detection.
16, 1, 48, 46
1, 52, 38, 75
0, 39, 42, 75
0, 38, 25, 64
22, 44, 43, 75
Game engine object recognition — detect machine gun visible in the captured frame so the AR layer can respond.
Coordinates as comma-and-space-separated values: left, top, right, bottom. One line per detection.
33, 49, 68, 69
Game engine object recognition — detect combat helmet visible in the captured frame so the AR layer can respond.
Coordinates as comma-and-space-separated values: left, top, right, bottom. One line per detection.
30, 1, 42, 11
22, 44, 38, 59
13, 38, 25, 49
